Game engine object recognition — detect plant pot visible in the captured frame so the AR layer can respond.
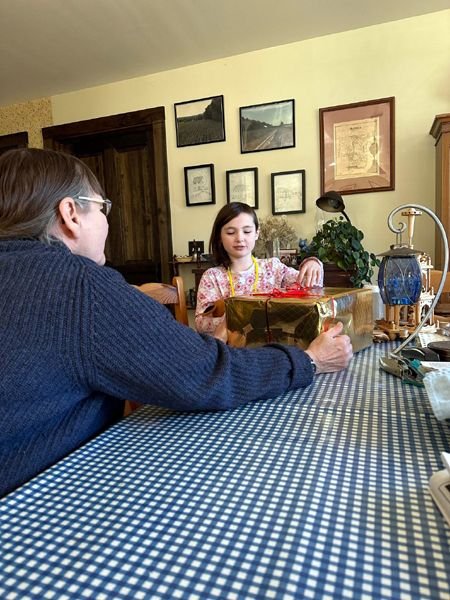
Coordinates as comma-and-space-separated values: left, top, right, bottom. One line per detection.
323, 263, 356, 287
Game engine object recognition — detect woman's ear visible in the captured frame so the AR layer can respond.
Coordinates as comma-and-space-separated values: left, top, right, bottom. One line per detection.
255, 228, 260, 240
56, 197, 82, 239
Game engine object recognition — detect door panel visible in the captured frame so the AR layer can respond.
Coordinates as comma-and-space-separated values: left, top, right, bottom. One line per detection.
42, 107, 172, 284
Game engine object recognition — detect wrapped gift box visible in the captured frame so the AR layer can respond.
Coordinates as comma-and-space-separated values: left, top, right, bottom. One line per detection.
226, 287, 373, 353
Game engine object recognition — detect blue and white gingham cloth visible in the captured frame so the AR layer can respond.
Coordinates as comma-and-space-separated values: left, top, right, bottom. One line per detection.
1, 343, 449, 599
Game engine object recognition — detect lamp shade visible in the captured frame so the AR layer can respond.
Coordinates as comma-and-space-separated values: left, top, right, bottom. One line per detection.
316, 191, 351, 222
377, 246, 422, 306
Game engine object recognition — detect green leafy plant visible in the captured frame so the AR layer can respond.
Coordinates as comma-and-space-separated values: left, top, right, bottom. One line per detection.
298, 217, 380, 288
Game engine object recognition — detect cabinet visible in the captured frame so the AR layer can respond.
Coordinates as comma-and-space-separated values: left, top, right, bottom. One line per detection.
430, 114, 450, 270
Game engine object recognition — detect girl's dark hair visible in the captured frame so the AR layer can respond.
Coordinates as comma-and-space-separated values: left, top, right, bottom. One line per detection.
209, 202, 259, 268
0, 147, 105, 242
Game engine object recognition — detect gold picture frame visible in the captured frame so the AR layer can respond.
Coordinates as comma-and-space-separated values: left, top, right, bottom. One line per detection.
320, 97, 395, 195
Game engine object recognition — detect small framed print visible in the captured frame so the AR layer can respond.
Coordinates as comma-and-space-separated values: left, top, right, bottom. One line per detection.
319, 96, 395, 195
174, 95, 225, 147
271, 170, 305, 215
226, 167, 259, 208
184, 164, 216, 206
240, 99, 295, 153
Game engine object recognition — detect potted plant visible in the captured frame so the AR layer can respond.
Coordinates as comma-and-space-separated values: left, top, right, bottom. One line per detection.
298, 217, 380, 288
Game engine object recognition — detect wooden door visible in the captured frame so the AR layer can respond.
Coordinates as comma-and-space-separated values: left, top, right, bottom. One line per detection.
43, 108, 172, 284
430, 114, 450, 271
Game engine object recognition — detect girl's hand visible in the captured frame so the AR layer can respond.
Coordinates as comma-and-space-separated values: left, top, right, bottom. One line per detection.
297, 258, 323, 288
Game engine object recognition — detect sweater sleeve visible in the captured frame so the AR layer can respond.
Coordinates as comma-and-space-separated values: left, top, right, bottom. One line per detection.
84, 265, 314, 412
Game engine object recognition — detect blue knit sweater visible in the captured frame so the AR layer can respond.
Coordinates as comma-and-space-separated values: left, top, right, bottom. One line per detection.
0, 239, 314, 496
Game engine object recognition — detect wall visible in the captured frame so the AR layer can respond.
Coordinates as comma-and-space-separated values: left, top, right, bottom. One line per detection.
48, 11, 449, 267
0, 98, 53, 148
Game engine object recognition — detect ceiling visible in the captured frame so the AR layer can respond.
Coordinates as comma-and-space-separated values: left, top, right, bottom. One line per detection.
0, 0, 448, 107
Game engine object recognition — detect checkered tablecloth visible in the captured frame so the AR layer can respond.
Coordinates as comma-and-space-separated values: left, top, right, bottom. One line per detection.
1, 344, 450, 599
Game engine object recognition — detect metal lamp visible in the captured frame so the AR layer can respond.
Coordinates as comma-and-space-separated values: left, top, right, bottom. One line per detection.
378, 203, 449, 378
316, 191, 351, 223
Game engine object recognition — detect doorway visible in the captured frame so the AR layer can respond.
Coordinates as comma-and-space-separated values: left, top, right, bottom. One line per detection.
0, 131, 28, 156
42, 107, 172, 284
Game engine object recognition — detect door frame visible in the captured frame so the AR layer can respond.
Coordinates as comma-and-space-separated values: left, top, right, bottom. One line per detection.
42, 107, 173, 282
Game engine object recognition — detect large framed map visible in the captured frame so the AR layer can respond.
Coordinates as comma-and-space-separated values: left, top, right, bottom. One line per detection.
320, 97, 395, 195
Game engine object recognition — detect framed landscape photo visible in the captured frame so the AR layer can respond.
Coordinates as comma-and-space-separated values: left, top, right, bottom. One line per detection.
226, 167, 259, 208
184, 164, 216, 206
320, 96, 395, 195
240, 99, 295, 153
174, 95, 225, 147
271, 170, 305, 215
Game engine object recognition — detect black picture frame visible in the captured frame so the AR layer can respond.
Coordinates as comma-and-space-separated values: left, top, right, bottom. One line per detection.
174, 95, 225, 147
184, 164, 216, 207
271, 170, 305, 215
226, 167, 259, 208
240, 99, 295, 153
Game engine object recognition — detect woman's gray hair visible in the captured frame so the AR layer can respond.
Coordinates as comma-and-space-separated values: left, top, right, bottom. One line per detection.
0, 148, 105, 242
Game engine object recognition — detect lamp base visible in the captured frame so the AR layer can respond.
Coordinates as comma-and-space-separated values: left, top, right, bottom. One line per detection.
379, 354, 425, 386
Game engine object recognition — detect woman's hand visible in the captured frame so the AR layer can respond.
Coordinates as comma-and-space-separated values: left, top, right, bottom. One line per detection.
297, 258, 323, 288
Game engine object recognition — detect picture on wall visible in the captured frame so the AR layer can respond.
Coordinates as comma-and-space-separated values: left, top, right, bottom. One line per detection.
174, 95, 225, 147
184, 164, 216, 206
240, 99, 295, 153
271, 170, 305, 215
320, 96, 395, 195
226, 168, 258, 208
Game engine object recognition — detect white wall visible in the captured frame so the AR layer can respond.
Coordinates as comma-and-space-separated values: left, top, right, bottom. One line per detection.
51, 11, 450, 266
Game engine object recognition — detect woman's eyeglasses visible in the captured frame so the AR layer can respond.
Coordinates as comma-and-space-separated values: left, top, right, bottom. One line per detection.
75, 196, 112, 217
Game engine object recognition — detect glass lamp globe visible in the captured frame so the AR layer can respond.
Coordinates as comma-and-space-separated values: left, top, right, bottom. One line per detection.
378, 246, 422, 306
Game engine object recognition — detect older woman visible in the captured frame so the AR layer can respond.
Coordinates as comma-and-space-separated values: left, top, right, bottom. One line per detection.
0, 148, 352, 496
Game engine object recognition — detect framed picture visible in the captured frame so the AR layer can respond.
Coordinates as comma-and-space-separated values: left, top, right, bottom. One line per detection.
226, 167, 259, 208
240, 99, 295, 153
319, 96, 395, 195
174, 95, 225, 147
271, 170, 305, 215
184, 164, 216, 206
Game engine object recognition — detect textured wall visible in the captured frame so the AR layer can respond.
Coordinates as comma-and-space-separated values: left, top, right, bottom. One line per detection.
0, 98, 53, 148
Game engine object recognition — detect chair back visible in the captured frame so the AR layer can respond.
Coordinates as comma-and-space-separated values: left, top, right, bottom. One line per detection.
138, 276, 189, 325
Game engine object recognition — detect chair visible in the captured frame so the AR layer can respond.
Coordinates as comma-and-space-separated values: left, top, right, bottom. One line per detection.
137, 276, 189, 325
124, 276, 189, 416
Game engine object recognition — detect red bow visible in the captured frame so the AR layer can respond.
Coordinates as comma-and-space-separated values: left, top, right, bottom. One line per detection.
254, 283, 324, 298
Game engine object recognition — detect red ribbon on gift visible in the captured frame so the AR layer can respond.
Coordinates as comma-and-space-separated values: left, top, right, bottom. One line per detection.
253, 283, 324, 298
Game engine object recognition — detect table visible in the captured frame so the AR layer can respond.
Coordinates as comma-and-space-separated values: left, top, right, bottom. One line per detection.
1, 344, 449, 599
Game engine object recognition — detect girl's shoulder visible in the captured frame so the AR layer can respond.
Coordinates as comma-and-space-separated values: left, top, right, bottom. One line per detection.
202, 264, 227, 277
199, 264, 228, 286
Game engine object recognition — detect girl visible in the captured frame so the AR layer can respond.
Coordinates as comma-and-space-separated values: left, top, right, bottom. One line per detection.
195, 202, 323, 340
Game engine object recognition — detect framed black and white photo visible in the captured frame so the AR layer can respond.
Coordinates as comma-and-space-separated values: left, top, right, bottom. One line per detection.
226, 167, 258, 208
174, 95, 225, 147
184, 164, 216, 206
271, 170, 305, 215
240, 99, 295, 153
